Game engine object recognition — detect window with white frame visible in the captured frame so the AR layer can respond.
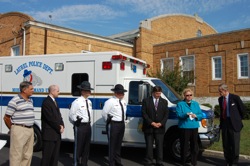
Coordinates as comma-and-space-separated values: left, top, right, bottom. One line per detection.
237, 53, 249, 79
212, 56, 222, 80
11, 45, 20, 56
180, 56, 194, 83
161, 58, 174, 71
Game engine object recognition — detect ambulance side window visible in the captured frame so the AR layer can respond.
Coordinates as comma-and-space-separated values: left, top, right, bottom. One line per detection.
71, 73, 89, 96
128, 81, 140, 105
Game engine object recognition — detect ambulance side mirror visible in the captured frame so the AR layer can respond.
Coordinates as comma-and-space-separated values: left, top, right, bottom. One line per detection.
138, 84, 148, 103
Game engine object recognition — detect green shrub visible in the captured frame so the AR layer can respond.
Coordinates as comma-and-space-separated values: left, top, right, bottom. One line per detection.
213, 102, 250, 120
213, 105, 220, 118
243, 102, 250, 120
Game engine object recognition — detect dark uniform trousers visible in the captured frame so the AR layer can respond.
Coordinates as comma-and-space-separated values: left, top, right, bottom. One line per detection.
222, 118, 240, 165
108, 121, 125, 166
74, 123, 91, 166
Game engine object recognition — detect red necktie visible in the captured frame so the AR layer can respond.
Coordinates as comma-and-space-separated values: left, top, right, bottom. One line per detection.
223, 97, 227, 119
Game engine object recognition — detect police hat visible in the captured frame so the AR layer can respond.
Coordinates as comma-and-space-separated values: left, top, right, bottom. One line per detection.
111, 84, 127, 93
77, 81, 94, 90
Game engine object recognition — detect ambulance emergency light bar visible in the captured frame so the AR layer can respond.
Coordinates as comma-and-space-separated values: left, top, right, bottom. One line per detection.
102, 54, 150, 75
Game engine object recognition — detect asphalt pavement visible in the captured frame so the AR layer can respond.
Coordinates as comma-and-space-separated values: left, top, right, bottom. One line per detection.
1, 134, 250, 166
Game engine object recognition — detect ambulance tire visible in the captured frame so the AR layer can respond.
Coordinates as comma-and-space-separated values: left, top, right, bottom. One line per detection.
33, 126, 42, 152
164, 131, 191, 162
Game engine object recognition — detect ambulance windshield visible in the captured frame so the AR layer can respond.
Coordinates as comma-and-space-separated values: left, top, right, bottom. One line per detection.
151, 79, 181, 104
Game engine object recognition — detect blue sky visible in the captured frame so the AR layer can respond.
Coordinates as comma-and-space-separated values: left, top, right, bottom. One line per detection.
1, 0, 250, 36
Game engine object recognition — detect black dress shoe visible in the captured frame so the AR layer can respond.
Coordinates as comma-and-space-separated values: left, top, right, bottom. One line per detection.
156, 164, 164, 166
144, 164, 154, 166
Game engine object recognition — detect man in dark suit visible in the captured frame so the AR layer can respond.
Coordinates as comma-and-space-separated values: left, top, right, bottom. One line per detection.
218, 83, 245, 166
142, 86, 169, 166
41, 85, 64, 166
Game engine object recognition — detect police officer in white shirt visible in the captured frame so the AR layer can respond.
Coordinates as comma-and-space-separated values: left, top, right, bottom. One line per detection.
102, 84, 127, 166
69, 81, 94, 166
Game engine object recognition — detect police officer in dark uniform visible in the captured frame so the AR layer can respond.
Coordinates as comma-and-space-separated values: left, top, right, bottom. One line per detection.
102, 84, 127, 166
69, 81, 94, 166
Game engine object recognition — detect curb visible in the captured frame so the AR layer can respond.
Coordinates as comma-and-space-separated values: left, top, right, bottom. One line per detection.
204, 149, 250, 160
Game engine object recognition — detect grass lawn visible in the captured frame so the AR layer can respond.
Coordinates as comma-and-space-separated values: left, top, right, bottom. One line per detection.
208, 119, 250, 156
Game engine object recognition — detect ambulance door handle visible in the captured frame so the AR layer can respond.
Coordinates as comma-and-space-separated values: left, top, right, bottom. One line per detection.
99, 102, 103, 109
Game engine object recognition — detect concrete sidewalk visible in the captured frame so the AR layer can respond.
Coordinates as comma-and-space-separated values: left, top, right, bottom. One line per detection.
204, 149, 250, 160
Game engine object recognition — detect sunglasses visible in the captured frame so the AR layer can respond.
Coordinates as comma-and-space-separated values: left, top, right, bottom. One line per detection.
185, 94, 192, 97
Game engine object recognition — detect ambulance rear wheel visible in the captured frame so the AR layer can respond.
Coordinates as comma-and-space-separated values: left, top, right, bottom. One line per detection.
33, 126, 42, 152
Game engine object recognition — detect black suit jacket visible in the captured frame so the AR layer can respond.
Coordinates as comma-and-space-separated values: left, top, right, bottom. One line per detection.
142, 96, 169, 134
41, 96, 64, 141
218, 93, 245, 132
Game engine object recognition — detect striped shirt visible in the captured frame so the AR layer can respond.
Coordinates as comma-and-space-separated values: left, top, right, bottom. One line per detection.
5, 94, 35, 126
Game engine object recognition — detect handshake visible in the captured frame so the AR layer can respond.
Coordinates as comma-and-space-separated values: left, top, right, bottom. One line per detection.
74, 116, 83, 127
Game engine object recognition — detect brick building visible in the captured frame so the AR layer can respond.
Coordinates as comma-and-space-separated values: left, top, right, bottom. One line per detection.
0, 12, 216, 68
0, 12, 133, 56
154, 29, 250, 105
0, 12, 249, 104
111, 14, 217, 69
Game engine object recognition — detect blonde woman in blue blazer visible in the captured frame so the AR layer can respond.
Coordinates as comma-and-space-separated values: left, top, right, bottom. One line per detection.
176, 88, 203, 166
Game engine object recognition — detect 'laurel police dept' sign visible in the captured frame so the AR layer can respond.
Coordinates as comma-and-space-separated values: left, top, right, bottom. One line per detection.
12, 61, 53, 93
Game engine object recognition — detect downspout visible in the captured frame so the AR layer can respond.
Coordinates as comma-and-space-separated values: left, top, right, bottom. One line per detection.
22, 27, 26, 56
44, 28, 47, 54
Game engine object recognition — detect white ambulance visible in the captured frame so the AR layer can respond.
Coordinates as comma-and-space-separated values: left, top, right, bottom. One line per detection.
0, 51, 219, 161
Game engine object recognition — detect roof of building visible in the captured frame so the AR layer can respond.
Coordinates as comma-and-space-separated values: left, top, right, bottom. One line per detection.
108, 13, 217, 44
24, 20, 133, 47
154, 27, 250, 46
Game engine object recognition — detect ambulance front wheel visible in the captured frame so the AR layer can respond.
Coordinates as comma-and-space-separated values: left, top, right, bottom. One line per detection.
33, 126, 42, 152
164, 131, 182, 161
164, 128, 193, 162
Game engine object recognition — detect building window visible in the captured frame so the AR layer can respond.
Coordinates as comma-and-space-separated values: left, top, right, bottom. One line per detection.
196, 29, 202, 37
237, 53, 249, 79
161, 58, 174, 71
11, 45, 20, 56
180, 55, 195, 84
212, 56, 222, 80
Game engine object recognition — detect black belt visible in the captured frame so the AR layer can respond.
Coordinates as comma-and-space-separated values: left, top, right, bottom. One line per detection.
79, 122, 90, 126
111, 121, 124, 124
12, 123, 33, 128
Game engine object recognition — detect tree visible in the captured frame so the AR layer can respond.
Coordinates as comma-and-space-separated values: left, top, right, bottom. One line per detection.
148, 62, 195, 95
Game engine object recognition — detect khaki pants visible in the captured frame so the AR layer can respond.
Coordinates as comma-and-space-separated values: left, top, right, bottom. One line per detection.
10, 125, 34, 166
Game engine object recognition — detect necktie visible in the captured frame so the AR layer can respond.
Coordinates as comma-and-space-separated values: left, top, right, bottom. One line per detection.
119, 100, 124, 122
54, 100, 57, 107
223, 97, 227, 119
86, 100, 91, 122
155, 99, 158, 111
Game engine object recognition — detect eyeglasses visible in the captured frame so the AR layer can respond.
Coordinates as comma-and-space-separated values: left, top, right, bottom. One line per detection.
185, 94, 192, 97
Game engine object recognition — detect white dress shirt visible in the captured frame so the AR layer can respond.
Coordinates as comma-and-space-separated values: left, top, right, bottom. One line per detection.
102, 96, 126, 122
69, 96, 92, 123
